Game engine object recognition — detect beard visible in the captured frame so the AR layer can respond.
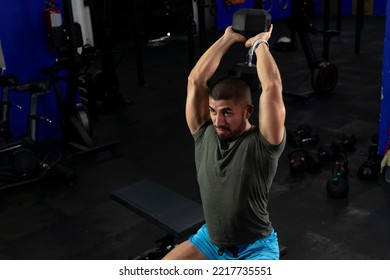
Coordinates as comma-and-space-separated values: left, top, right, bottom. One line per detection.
215, 126, 235, 142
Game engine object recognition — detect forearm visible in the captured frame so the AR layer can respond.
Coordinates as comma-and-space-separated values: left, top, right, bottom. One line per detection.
256, 43, 283, 99
186, 28, 245, 134
256, 42, 285, 144
188, 32, 242, 86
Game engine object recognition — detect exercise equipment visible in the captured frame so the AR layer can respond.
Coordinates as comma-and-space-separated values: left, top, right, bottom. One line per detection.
110, 178, 205, 259
0, 36, 74, 189
0, 41, 15, 142
326, 152, 349, 199
45, 0, 119, 163
43, 62, 118, 163
281, 0, 340, 100
318, 134, 358, 159
232, 8, 271, 38
0, 78, 74, 190
0, 74, 19, 141
288, 146, 322, 176
111, 178, 287, 259
318, 143, 337, 161
87, 0, 131, 111
358, 143, 380, 180
43, 64, 94, 136
290, 124, 319, 147
316, 133, 357, 164
228, 8, 271, 92
293, 123, 311, 138
293, 129, 319, 147
331, 134, 357, 154
340, 134, 357, 152
288, 148, 306, 176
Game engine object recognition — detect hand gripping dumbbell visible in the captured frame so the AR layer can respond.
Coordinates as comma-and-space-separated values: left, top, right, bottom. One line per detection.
228, 9, 272, 92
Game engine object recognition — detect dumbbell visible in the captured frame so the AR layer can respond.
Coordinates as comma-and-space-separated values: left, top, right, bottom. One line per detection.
294, 124, 311, 139
232, 9, 272, 38
291, 124, 319, 147
318, 143, 337, 162
332, 134, 357, 153
318, 133, 356, 162
293, 134, 319, 147
229, 9, 271, 92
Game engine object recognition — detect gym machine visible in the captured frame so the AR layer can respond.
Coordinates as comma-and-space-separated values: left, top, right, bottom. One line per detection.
45, 0, 119, 162
0, 41, 16, 142
0, 40, 74, 190
0, 74, 18, 142
0, 77, 74, 191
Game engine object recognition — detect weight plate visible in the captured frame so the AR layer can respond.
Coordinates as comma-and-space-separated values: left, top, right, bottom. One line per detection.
312, 62, 338, 94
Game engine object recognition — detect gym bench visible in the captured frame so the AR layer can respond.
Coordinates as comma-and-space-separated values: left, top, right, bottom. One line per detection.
110, 178, 286, 259
110, 178, 205, 259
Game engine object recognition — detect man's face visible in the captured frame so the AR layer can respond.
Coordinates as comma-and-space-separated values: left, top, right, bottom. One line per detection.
209, 98, 252, 141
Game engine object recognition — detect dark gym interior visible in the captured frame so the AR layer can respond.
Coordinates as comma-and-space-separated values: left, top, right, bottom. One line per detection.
0, 1, 389, 260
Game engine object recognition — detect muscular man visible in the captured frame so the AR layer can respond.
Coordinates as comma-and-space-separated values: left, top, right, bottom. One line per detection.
163, 24, 286, 260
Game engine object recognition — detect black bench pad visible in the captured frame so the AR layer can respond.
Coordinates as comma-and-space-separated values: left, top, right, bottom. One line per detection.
110, 178, 205, 240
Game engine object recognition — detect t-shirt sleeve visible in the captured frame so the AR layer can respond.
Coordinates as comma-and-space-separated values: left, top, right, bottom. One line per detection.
257, 126, 287, 158
192, 119, 212, 143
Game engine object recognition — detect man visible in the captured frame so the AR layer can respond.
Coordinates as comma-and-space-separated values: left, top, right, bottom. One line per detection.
163, 24, 286, 260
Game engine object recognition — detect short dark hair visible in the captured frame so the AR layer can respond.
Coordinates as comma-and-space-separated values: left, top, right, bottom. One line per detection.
210, 76, 252, 105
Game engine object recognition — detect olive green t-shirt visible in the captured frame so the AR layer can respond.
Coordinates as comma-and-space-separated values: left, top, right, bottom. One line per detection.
193, 121, 286, 246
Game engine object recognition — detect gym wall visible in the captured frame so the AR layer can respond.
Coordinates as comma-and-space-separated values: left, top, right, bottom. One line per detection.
215, 0, 387, 31
378, 0, 390, 155
0, 0, 63, 141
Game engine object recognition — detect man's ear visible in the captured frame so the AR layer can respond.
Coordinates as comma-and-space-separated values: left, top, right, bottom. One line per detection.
246, 104, 254, 119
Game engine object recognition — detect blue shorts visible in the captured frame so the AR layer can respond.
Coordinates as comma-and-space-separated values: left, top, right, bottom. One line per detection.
188, 224, 279, 260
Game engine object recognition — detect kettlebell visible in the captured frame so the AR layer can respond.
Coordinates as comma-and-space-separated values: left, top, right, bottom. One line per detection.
357, 143, 380, 180
326, 153, 349, 199
358, 159, 379, 180
288, 148, 306, 176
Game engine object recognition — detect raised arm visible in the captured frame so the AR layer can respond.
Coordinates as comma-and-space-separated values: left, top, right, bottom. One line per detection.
245, 25, 286, 145
186, 27, 246, 134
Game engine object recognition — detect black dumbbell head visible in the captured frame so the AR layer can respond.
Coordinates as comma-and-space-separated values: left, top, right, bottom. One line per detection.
232, 9, 271, 38
295, 124, 312, 138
